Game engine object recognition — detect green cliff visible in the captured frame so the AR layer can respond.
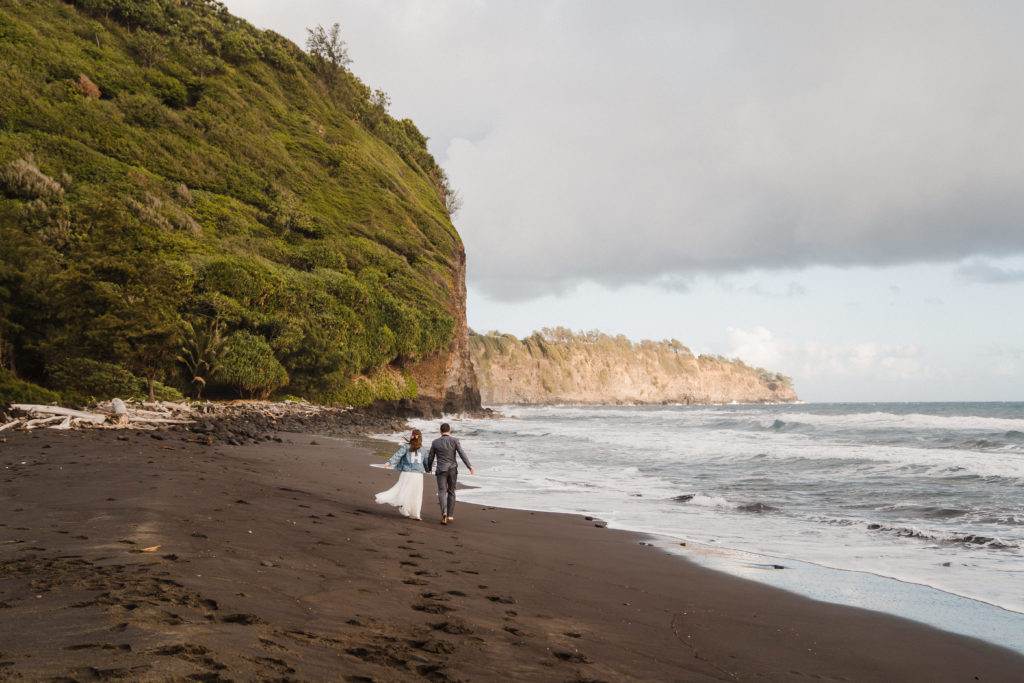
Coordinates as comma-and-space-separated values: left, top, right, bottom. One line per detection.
471, 328, 798, 405
0, 0, 479, 409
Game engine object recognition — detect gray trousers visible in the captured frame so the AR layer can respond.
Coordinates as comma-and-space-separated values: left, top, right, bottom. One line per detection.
435, 468, 458, 516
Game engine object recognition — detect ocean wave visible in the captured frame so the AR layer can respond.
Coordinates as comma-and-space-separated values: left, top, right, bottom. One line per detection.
768, 410, 1024, 434
878, 505, 970, 520
736, 502, 781, 514
670, 493, 780, 514
976, 515, 1024, 526
671, 492, 733, 509
866, 524, 1019, 550
768, 419, 814, 433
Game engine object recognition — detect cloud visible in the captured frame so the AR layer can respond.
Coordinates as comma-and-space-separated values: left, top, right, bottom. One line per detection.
956, 260, 1024, 284
222, 1, 1024, 301
726, 326, 932, 382
439, 2, 1024, 299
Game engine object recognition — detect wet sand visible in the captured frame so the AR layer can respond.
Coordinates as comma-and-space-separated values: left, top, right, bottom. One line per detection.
1, 427, 1022, 681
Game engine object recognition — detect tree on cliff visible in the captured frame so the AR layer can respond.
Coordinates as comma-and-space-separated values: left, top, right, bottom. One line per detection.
306, 22, 351, 83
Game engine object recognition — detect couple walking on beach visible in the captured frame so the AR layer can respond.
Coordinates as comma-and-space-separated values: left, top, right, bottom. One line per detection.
375, 423, 474, 524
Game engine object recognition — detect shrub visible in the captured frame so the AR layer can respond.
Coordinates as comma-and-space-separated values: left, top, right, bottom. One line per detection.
76, 73, 101, 99
219, 330, 288, 399
148, 72, 188, 108
221, 29, 263, 64
0, 158, 64, 200
144, 379, 184, 402
324, 370, 417, 407
47, 357, 138, 400
0, 369, 61, 404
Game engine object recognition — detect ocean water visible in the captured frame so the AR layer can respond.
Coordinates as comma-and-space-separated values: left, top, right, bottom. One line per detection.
398, 403, 1024, 654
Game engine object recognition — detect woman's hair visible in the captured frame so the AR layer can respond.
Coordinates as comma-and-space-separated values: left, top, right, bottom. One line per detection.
409, 428, 422, 450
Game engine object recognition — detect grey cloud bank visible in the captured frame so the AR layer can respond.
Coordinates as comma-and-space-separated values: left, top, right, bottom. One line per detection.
440, 1, 1024, 299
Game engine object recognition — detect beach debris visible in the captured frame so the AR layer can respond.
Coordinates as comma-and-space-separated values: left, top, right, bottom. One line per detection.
7, 402, 194, 430
0, 398, 389, 446
141, 545, 161, 552
110, 397, 129, 425
4, 398, 332, 433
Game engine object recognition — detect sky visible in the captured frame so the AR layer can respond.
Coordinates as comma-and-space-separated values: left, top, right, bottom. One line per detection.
221, 0, 1024, 402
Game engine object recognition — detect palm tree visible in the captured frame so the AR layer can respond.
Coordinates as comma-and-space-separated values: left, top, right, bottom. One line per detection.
177, 318, 228, 400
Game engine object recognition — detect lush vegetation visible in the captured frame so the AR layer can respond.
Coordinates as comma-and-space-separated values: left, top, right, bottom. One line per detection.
0, 0, 463, 404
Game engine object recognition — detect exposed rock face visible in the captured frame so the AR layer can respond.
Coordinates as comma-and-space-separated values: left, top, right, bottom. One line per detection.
404, 247, 482, 414
470, 330, 798, 406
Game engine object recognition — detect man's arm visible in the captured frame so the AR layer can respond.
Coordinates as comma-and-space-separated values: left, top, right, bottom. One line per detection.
425, 443, 436, 473
455, 439, 474, 474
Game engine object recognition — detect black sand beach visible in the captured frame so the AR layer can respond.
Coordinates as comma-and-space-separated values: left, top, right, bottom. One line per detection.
1, 425, 1022, 681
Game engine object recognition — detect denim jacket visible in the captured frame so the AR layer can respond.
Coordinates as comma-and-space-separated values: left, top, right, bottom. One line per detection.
386, 443, 426, 473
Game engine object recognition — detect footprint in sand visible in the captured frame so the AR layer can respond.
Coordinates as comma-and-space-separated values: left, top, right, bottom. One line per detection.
553, 650, 591, 663
410, 639, 456, 655
413, 603, 453, 614
431, 619, 473, 634
420, 592, 450, 602
220, 613, 264, 625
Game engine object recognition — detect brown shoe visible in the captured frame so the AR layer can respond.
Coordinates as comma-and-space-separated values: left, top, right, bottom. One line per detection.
440, 514, 448, 525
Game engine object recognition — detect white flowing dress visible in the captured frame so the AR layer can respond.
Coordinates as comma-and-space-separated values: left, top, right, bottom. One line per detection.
375, 471, 423, 518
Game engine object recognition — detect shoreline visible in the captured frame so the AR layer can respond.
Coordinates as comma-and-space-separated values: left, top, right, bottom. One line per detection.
432, 402, 1024, 653
442, 483, 1024, 657
2, 427, 1023, 680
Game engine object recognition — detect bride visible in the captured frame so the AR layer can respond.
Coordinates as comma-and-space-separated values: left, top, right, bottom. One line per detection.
374, 428, 426, 520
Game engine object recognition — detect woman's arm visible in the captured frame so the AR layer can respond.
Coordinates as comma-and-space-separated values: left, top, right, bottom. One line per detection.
385, 444, 408, 468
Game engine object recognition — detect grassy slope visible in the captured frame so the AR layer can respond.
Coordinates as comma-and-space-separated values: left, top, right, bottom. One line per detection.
0, 0, 462, 403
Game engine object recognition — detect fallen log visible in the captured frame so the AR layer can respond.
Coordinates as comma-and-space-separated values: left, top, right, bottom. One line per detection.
23, 416, 66, 429
10, 404, 107, 425
128, 417, 194, 424
0, 419, 22, 432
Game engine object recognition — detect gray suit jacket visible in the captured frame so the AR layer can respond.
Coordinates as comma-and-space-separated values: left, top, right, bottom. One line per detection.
426, 434, 471, 473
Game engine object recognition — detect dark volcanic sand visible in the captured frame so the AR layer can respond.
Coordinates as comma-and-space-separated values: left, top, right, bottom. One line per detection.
1, 427, 1022, 682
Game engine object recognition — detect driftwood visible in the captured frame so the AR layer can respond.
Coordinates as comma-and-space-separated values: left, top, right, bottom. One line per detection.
1, 398, 347, 434
23, 415, 66, 429
6, 401, 195, 431
11, 404, 107, 424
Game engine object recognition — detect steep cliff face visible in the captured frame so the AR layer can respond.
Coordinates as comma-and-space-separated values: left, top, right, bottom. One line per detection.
403, 247, 481, 413
471, 330, 798, 406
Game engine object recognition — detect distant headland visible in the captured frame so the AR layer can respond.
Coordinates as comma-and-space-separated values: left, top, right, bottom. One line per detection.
470, 328, 798, 406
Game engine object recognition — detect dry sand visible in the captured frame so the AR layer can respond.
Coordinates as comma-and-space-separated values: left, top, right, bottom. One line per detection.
1, 427, 1022, 681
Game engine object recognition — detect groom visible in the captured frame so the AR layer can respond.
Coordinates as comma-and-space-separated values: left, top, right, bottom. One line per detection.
425, 423, 474, 525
